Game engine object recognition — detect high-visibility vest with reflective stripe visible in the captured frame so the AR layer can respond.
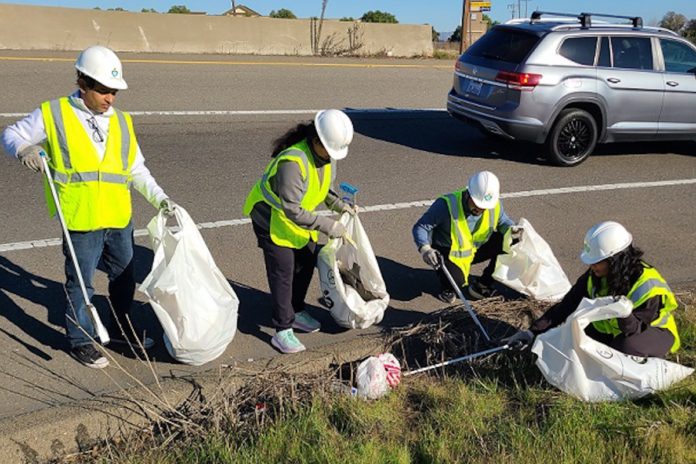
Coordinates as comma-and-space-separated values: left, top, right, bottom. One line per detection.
243, 139, 331, 249
40, 98, 136, 231
588, 264, 680, 352
442, 189, 501, 285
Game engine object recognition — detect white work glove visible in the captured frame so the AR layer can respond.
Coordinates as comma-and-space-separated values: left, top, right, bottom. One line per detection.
341, 203, 359, 216
511, 225, 523, 241
502, 329, 534, 350
419, 244, 442, 268
327, 221, 347, 239
18, 145, 46, 173
159, 198, 178, 217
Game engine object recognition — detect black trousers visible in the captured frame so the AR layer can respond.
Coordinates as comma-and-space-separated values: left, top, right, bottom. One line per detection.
433, 230, 505, 291
585, 324, 675, 358
253, 222, 317, 331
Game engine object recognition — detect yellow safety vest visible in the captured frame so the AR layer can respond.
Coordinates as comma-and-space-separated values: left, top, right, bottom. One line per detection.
442, 189, 501, 285
40, 97, 136, 231
588, 264, 680, 352
243, 139, 331, 249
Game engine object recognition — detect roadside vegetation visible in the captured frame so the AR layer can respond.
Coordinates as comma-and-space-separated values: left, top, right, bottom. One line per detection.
53, 292, 696, 464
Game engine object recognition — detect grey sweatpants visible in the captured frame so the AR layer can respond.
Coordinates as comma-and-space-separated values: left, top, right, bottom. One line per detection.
253, 221, 317, 331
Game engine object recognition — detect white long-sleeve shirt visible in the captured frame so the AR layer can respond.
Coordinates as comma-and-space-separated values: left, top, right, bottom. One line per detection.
1, 90, 167, 208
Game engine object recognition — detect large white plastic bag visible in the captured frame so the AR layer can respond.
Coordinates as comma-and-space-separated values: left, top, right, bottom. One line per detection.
139, 207, 239, 366
493, 218, 571, 301
317, 213, 389, 329
532, 296, 693, 402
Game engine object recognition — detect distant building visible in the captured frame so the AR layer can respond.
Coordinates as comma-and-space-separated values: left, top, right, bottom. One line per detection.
223, 5, 261, 17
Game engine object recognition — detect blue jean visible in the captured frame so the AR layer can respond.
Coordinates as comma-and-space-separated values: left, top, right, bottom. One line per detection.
63, 223, 135, 348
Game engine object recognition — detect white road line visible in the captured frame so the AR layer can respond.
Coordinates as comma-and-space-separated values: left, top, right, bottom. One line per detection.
0, 108, 445, 118
2, 178, 695, 253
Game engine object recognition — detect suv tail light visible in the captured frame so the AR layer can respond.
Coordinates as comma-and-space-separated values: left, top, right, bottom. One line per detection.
495, 71, 542, 90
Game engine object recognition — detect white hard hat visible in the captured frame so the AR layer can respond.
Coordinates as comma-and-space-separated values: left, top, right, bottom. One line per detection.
75, 45, 128, 90
467, 171, 500, 209
314, 109, 353, 160
580, 221, 633, 265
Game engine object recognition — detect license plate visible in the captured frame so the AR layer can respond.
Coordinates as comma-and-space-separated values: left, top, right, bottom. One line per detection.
466, 80, 483, 96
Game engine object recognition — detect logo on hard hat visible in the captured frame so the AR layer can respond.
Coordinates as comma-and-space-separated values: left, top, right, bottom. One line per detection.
111, 68, 119, 77
484, 194, 492, 201
583, 242, 591, 253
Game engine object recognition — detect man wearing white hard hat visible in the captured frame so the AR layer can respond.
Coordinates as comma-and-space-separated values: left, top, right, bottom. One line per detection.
244, 109, 356, 354
1, 46, 177, 368
506, 221, 680, 358
413, 171, 517, 303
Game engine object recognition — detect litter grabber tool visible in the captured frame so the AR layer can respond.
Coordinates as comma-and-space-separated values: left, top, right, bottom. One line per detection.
436, 254, 491, 343
404, 344, 510, 376
41, 154, 110, 344
339, 182, 359, 207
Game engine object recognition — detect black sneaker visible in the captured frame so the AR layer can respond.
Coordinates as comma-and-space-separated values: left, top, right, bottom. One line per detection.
437, 289, 457, 304
70, 344, 109, 369
110, 331, 156, 350
467, 280, 498, 300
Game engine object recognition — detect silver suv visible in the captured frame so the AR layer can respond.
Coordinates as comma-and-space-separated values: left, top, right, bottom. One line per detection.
447, 11, 696, 166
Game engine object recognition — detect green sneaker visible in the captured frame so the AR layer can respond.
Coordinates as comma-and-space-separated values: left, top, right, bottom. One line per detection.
292, 311, 321, 333
271, 329, 306, 354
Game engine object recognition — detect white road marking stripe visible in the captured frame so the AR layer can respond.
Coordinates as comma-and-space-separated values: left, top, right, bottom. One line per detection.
2, 178, 694, 253
0, 108, 445, 118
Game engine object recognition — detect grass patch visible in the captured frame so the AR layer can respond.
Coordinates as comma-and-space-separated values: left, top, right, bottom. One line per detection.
57, 292, 696, 463
431, 49, 459, 60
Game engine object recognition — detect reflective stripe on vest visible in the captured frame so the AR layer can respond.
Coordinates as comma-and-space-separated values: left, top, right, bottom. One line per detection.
40, 97, 136, 231
442, 189, 500, 285
243, 139, 331, 249
588, 265, 680, 352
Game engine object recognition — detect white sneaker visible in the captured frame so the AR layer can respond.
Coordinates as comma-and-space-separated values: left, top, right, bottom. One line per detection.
292, 311, 321, 333
271, 329, 306, 354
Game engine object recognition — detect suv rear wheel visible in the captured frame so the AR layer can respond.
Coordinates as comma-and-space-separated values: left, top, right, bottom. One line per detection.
545, 108, 598, 166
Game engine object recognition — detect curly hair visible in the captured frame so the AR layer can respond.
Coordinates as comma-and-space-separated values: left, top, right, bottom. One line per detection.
271, 122, 318, 157
593, 244, 646, 296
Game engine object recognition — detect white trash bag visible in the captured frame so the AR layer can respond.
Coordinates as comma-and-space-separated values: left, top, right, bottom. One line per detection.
356, 353, 401, 399
532, 296, 693, 402
139, 207, 239, 366
317, 213, 389, 329
493, 218, 571, 301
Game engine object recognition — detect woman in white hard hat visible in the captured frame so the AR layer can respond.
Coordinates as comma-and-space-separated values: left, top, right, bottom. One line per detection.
508, 221, 680, 358
243, 109, 356, 354
412, 171, 517, 303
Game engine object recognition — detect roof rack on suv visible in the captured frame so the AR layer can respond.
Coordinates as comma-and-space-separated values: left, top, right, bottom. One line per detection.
530, 11, 643, 28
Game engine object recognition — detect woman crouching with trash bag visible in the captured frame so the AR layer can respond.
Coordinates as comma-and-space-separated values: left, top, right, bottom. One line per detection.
507, 221, 680, 358
243, 109, 357, 354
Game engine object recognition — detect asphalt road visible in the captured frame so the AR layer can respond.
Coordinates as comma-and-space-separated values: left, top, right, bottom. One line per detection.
0, 52, 695, 420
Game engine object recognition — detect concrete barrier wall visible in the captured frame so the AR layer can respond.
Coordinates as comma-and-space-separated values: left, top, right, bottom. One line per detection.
0, 4, 433, 57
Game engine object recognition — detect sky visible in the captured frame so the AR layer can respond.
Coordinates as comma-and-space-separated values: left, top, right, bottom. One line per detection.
5, 1, 696, 33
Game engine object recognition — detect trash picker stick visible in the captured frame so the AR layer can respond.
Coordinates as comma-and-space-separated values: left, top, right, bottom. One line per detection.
41, 154, 110, 344
438, 255, 491, 342
403, 345, 510, 376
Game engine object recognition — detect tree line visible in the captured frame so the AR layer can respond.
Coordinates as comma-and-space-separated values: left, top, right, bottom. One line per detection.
269, 9, 397, 23
93, 6, 399, 21
659, 11, 696, 43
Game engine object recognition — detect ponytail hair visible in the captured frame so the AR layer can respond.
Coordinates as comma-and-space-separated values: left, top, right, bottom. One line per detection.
271, 122, 318, 157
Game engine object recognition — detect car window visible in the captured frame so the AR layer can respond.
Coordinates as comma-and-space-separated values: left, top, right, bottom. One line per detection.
660, 39, 696, 74
610, 37, 653, 70
598, 37, 611, 67
559, 37, 597, 66
466, 28, 541, 64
